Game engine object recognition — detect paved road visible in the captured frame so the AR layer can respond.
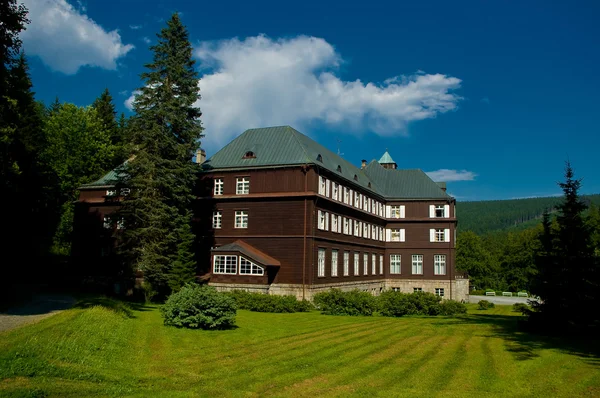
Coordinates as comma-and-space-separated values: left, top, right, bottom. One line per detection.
468, 294, 538, 305
0, 294, 76, 333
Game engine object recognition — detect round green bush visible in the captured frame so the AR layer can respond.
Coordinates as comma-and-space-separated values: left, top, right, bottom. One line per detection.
161, 284, 237, 329
477, 300, 495, 310
438, 299, 468, 316
313, 288, 376, 316
378, 291, 447, 317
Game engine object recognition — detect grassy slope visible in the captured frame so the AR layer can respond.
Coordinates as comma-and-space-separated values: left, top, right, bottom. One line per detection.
0, 300, 599, 397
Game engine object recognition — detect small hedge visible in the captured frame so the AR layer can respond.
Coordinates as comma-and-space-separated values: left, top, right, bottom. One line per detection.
226, 290, 313, 313
313, 289, 377, 316
161, 284, 237, 329
378, 291, 467, 317
512, 302, 530, 314
477, 300, 495, 310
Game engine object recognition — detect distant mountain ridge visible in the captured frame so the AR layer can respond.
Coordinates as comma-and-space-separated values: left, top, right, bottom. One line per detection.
456, 194, 600, 234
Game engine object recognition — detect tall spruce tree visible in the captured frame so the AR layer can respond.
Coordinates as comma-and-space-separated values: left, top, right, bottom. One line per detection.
119, 13, 203, 299
532, 162, 598, 329
92, 88, 124, 166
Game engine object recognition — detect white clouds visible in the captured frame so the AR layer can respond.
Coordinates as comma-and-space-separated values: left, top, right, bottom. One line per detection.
21, 0, 134, 74
142, 37, 151, 45
130, 24, 142, 30
426, 169, 477, 182
187, 35, 462, 149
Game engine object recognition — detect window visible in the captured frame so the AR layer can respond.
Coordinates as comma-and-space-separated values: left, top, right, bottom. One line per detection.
354, 252, 360, 275
236, 177, 249, 194
319, 176, 326, 195
103, 216, 111, 229
392, 287, 401, 292
391, 229, 402, 242
390, 205, 404, 218
354, 192, 360, 207
120, 188, 130, 196
326, 179, 330, 197
434, 254, 446, 275
344, 187, 349, 204
330, 183, 337, 200
331, 250, 338, 277
372, 225, 377, 240
412, 255, 423, 275
214, 178, 223, 195
343, 218, 349, 235
235, 211, 248, 228
363, 223, 368, 238
214, 255, 237, 274
363, 253, 369, 275
243, 151, 256, 159
337, 165, 342, 173
116, 217, 125, 230
363, 195, 368, 210
358, 221, 362, 237
343, 251, 349, 276
372, 254, 376, 275
435, 229, 445, 242
212, 211, 222, 229
414, 287, 423, 293
435, 205, 445, 218
317, 154, 323, 162
379, 254, 384, 275
106, 189, 117, 197
239, 257, 264, 275
331, 214, 338, 233
354, 174, 358, 181
318, 249, 326, 277
390, 254, 401, 274
435, 288, 445, 297
354, 220, 360, 236
318, 210, 329, 231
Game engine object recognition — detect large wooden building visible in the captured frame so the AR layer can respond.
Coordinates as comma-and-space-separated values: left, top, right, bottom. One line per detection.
77, 126, 468, 301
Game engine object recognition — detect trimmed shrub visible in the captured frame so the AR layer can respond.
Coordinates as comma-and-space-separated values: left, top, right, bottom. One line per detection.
226, 290, 313, 313
438, 299, 468, 316
512, 302, 530, 314
477, 300, 495, 310
161, 284, 237, 329
313, 289, 377, 316
378, 291, 443, 317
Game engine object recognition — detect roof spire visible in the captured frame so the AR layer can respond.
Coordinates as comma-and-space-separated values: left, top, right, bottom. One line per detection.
378, 150, 397, 169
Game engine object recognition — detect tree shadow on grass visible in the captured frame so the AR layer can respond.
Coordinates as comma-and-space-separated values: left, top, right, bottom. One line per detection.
74, 297, 154, 319
440, 312, 600, 367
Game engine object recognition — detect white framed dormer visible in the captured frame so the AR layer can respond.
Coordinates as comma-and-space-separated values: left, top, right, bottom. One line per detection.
239, 257, 264, 275
430, 204, 450, 218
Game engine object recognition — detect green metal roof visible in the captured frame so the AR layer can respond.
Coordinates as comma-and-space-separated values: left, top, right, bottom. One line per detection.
203, 126, 378, 192
378, 151, 396, 165
79, 161, 129, 189
363, 160, 451, 199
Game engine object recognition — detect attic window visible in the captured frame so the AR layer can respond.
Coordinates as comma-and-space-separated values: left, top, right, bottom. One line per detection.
353, 175, 358, 181
368, 182, 372, 188
337, 165, 342, 173
316, 154, 323, 162
243, 151, 256, 159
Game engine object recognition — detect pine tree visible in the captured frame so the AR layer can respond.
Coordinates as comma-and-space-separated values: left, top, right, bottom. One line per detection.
92, 88, 124, 166
168, 212, 197, 293
532, 162, 599, 330
119, 13, 203, 300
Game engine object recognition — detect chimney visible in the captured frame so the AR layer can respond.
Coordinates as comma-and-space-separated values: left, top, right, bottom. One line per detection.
361, 159, 367, 169
196, 148, 206, 164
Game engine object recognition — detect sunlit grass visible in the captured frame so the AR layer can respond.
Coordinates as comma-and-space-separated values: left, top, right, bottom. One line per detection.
0, 299, 598, 397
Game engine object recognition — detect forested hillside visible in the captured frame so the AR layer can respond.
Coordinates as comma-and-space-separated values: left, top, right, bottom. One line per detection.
457, 194, 600, 234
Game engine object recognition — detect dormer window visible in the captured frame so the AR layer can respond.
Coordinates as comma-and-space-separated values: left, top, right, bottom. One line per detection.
337, 165, 342, 173
243, 151, 256, 159
316, 154, 323, 162
368, 182, 372, 189
353, 174, 358, 181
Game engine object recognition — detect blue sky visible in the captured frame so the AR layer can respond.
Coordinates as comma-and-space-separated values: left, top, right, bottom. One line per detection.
19, 0, 600, 201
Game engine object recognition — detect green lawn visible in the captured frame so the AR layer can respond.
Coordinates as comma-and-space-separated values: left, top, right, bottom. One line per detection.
1, 299, 599, 397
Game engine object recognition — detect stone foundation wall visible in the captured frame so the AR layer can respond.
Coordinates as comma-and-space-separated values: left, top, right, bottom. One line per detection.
210, 278, 469, 302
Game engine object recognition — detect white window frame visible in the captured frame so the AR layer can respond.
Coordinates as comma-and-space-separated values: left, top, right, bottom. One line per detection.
214, 178, 224, 196
332, 183, 339, 201
379, 254, 384, 275
331, 213, 338, 233
319, 176, 326, 195
236, 177, 250, 195
435, 288, 445, 297
363, 253, 369, 275
343, 251, 349, 276
390, 254, 401, 274
116, 217, 125, 230
106, 189, 117, 197
363, 195, 368, 210
414, 287, 423, 293
434, 254, 447, 275
391, 229, 401, 242
354, 252, 360, 275
435, 205, 445, 218
318, 248, 326, 277
435, 229, 445, 242
354, 220, 360, 237
326, 179, 330, 197
239, 256, 264, 275
391, 205, 405, 219
212, 211, 222, 229
343, 218, 349, 235
363, 223, 368, 238
234, 211, 248, 229
412, 254, 423, 275
354, 192, 360, 208
344, 187, 349, 204
213, 255, 237, 274
331, 250, 338, 277
371, 253, 376, 275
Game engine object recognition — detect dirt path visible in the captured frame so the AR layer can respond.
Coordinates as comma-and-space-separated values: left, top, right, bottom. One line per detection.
0, 294, 76, 333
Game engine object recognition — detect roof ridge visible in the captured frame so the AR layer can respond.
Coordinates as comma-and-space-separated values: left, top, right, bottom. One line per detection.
287, 127, 314, 164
